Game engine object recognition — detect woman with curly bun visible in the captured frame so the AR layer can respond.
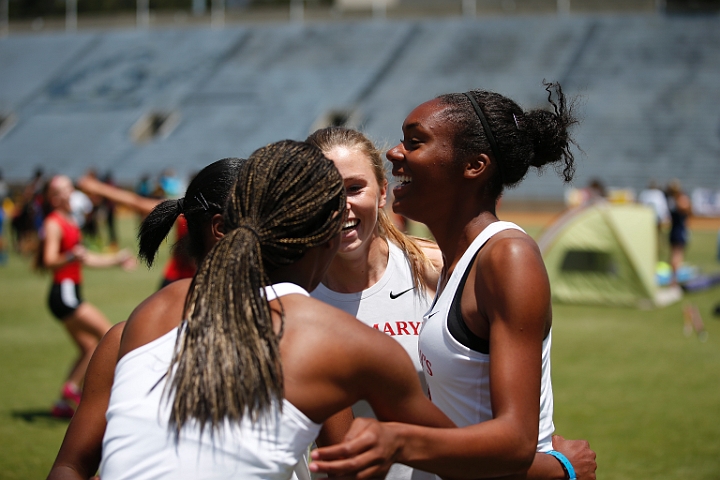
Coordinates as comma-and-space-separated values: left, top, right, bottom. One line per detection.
311, 83, 596, 480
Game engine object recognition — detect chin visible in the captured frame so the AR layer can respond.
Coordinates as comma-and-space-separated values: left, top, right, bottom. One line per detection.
338, 242, 360, 256
392, 201, 412, 220
337, 236, 365, 256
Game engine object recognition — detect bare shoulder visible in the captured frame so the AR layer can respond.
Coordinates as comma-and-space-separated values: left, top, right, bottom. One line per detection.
481, 229, 542, 271
127, 279, 190, 324
417, 238, 443, 269
103, 321, 126, 346
86, 321, 126, 380
119, 279, 191, 357
279, 295, 421, 423
43, 215, 62, 234
473, 230, 548, 300
414, 237, 443, 289
472, 229, 551, 325
282, 295, 373, 336
281, 295, 404, 363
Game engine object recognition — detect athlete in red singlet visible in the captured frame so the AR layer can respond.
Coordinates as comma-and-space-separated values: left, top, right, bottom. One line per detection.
40, 176, 135, 417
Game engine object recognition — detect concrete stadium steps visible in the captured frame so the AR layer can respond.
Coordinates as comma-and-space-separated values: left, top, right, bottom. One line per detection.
358, 16, 594, 198
565, 15, 720, 196
0, 13, 719, 200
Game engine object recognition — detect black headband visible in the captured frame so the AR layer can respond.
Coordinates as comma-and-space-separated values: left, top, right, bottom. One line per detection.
463, 92, 505, 181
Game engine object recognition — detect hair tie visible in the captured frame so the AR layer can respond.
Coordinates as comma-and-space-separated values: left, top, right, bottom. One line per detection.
177, 198, 184, 214
236, 222, 261, 242
463, 92, 506, 181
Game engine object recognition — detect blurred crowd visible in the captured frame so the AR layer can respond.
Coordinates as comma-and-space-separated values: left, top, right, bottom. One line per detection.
0, 166, 187, 260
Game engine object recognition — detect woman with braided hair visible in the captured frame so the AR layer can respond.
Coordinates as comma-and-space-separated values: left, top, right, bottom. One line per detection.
311, 83, 596, 480
96, 140, 452, 480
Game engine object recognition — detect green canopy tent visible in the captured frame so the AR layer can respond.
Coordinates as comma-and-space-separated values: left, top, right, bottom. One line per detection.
538, 201, 680, 308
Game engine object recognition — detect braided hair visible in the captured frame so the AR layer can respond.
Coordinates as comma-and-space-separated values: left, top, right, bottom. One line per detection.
168, 140, 346, 434
307, 126, 437, 293
437, 81, 579, 198
137, 158, 244, 267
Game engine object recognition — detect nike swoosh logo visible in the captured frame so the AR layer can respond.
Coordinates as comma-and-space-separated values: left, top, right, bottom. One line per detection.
427, 311, 439, 318
389, 287, 414, 299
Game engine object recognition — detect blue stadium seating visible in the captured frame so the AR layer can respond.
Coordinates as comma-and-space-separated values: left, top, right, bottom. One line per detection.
1, 13, 718, 200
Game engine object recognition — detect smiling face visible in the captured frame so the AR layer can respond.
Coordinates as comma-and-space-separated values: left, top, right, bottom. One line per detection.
386, 99, 463, 224
324, 145, 387, 257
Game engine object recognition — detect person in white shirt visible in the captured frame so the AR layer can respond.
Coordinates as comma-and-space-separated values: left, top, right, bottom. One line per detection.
311, 84, 596, 480
308, 127, 442, 480
639, 181, 670, 229
308, 126, 595, 480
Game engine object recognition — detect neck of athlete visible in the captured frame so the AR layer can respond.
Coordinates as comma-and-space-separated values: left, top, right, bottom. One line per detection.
52, 205, 73, 221
321, 233, 389, 293
427, 197, 498, 295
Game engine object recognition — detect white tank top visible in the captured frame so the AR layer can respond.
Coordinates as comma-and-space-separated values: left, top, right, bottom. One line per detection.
419, 222, 555, 454
100, 283, 322, 480
312, 241, 435, 480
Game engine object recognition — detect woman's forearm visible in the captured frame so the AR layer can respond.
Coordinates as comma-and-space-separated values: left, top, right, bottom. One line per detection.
525, 452, 566, 480
387, 421, 536, 479
47, 464, 94, 480
82, 250, 133, 268
44, 250, 80, 270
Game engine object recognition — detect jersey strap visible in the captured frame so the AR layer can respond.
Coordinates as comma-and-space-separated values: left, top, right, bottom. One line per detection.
265, 283, 309, 301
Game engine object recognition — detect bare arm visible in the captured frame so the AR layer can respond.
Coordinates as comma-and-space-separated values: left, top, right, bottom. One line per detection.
311, 235, 550, 479
316, 409, 355, 448
77, 176, 160, 216
82, 249, 136, 270
507, 436, 596, 480
43, 216, 135, 270
309, 270, 595, 480
47, 322, 125, 480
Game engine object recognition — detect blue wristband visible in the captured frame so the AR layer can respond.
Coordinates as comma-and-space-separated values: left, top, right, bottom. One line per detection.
546, 450, 576, 480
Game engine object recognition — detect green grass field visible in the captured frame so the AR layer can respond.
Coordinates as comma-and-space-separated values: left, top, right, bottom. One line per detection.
1, 216, 719, 479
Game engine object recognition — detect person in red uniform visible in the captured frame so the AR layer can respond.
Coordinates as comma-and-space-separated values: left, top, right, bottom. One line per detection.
40, 175, 135, 417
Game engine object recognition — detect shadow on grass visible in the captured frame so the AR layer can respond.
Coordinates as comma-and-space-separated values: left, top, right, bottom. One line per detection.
11, 409, 71, 423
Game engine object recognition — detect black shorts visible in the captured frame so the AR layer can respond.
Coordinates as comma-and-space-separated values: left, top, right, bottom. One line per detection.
48, 280, 83, 320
